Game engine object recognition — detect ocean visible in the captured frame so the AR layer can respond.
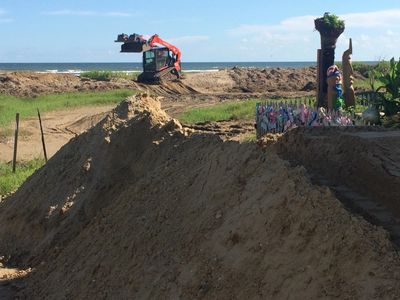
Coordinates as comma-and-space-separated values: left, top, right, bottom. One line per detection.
0, 61, 376, 74
0, 62, 317, 74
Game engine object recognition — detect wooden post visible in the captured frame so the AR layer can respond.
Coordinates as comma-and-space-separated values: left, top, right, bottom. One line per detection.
316, 49, 322, 108
37, 109, 48, 162
12, 113, 20, 173
342, 38, 355, 107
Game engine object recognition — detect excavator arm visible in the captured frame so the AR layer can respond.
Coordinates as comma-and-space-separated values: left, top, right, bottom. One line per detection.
148, 34, 181, 72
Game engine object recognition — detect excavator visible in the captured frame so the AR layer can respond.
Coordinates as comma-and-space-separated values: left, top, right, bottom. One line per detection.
115, 33, 182, 83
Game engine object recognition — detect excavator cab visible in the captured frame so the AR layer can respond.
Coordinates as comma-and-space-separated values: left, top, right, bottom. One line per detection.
139, 47, 179, 82
143, 48, 172, 72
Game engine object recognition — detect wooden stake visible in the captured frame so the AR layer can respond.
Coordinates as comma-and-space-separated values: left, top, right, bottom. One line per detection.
316, 49, 321, 107
12, 113, 19, 173
37, 109, 48, 162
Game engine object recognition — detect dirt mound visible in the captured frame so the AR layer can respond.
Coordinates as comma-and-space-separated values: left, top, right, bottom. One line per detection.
1, 68, 319, 99
0, 72, 141, 97
273, 127, 400, 219
1, 96, 400, 299
228, 67, 317, 93
180, 67, 318, 95
181, 70, 237, 93
64, 111, 110, 135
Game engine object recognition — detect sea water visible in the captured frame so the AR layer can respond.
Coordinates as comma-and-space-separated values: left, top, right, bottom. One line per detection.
0, 62, 317, 74
0, 61, 377, 75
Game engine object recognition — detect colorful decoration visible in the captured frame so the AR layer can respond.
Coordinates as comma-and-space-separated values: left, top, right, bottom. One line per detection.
327, 65, 344, 110
255, 102, 353, 138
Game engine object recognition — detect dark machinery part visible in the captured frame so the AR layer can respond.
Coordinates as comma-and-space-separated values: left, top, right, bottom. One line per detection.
115, 33, 182, 83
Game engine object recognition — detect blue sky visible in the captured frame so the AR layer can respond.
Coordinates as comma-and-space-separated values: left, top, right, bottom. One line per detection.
0, 0, 400, 62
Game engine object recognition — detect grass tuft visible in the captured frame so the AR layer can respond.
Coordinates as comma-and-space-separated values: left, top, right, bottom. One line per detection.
0, 158, 45, 195
80, 71, 138, 81
178, 100, 259, 124
240, 133, 257, 143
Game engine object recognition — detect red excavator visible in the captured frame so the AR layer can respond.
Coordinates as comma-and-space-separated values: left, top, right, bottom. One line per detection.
115, 33, 182, 83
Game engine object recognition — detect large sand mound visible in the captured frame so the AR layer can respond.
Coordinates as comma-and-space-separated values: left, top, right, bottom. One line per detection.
1, 95, 400, 299
1, 68, 319, 98
0, 72, 137, 97
275, 127, 400, 218
273, 127, 400, 246
181, 67, 317, 94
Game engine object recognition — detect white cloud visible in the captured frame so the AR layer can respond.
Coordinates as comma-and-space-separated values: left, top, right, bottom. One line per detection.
341, 9, 400, 28
230, 9, 400, 39
387, 30, 395, 36
42, 10, 134, 17
0, 8, 13, 23
229, 15, 314, 36
227, 9, 400, 60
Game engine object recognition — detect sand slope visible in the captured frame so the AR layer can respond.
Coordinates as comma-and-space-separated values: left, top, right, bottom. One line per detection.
0, 95, 400, 299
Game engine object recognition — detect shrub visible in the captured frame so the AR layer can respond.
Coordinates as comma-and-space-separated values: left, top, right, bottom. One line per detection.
373, 57, 400, 116
315, 12, 345, 33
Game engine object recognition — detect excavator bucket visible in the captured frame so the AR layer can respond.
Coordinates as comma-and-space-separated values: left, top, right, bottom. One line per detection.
115, 33, 151, 53
120, 42, 151, 53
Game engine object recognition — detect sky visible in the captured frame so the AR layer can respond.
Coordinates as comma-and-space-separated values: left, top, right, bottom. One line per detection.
0, 0, 400, 62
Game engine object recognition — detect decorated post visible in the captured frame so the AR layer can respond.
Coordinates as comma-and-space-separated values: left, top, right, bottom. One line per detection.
315, 13, 345, 108
342, 38, 356, 107
326, 65, 344, 111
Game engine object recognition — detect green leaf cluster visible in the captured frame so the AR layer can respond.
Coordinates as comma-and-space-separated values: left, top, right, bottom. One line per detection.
321, 12, 345, 30
371, 57, 400, 116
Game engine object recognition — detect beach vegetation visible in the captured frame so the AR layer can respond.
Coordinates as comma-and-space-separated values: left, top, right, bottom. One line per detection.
240, 132, 257, 143
371, 57, 400, 116
0, 158, 44, 196
80, 71, 139, 81
349, 60, 389, 78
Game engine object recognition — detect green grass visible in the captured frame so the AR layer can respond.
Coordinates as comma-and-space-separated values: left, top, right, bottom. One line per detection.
0, 158, 44, 195
354, 77, 375, 90
178, 99, 259, 124
240, 132, 257, 143
178, 97, 313, 124
80, 71, 139, 81
0, 89, 136, 134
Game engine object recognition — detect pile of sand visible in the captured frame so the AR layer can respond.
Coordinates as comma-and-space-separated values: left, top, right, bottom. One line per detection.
0, 72, 137, 98
180, 67, 318, 94
273, 127, 400, 219
0, 95, 400, 299
229, 67, 317, 93
1, 68, 320, 99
